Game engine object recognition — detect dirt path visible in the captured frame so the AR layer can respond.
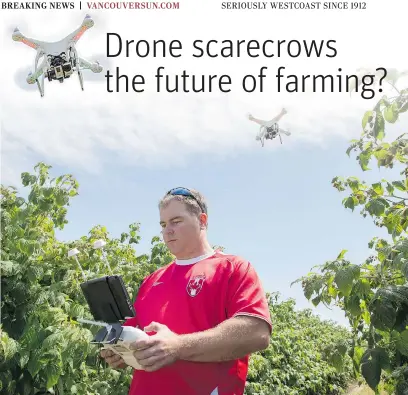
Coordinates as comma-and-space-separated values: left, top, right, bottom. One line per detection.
345, 382, 388, 395
345, 383, 362, 394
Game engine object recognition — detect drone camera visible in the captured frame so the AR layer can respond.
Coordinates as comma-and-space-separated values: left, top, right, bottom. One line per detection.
46, 52, 73, 82
265, 123, 279, 140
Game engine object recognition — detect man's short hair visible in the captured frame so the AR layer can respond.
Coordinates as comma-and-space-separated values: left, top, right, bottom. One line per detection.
158, 188, 208, 224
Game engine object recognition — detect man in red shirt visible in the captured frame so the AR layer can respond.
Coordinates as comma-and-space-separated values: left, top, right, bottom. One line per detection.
101, 187, 272, 394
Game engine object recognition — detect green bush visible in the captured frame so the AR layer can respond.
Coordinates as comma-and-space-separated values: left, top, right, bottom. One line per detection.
246, 293, 353, 395
0, 164, 173, 394
295, 82, 408, 394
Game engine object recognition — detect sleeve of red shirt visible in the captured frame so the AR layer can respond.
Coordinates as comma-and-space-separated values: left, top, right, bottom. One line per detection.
225, 259, 272, 333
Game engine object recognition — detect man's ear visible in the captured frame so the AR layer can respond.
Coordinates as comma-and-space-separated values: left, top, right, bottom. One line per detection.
200, 213, 208, 229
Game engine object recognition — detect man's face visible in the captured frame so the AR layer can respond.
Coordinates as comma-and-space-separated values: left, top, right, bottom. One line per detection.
159, 199, 204, 257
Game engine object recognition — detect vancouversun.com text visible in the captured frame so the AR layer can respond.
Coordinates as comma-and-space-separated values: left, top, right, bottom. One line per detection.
85, 1, 180, 9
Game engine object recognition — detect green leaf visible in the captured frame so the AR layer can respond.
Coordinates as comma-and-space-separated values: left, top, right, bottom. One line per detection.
395, 239, 408, 253
373, 112, 385, 140
347, 142, 358, 156
370, 299, 397, 330
366, 198, 386, 216
373, 148, 388, 164
337, 249, 348, 259
384, 103, 399, 124
362, 111, 374, 129
18, 351, 30, 368
27, 350, 42, 377
328, 285, 338, 297
361, 349, 382, 390
42, 332, 63, 350
354, 278, 371, 297
344, 196, 358, 211
386, 182, 395, 194
376, 346, 391, 371
372, 182, 384, 195
70, 303, 85, 318
334, 266, 359, 297
21, 325, 39, 349
358, 152, 371, 171
346, 295, 362, 317
396, 330, 408, 356
0, 261, 17, 276
45, 363, 62, 389
353, 345, 365, 367
402, 261, 408, 280
372, 285, 408, 306
329, 351, 344, 371
392, 181, 406, 191
311, 295, 321, 306
347, 178, 360, 192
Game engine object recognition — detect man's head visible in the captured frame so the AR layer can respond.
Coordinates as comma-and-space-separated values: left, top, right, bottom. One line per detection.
158, 187, 209, 259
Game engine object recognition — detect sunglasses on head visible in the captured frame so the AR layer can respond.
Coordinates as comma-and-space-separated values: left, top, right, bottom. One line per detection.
166, 187, 206, 213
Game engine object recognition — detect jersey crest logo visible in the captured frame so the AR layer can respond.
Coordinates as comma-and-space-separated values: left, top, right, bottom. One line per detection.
186, 274, 206, 297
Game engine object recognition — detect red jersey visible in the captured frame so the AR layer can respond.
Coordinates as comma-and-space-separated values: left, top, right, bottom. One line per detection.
123, 250, 272, 395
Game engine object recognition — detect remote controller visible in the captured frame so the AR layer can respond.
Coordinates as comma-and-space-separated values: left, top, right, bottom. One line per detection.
76, 273, 152, 370
101, 326, 149, 370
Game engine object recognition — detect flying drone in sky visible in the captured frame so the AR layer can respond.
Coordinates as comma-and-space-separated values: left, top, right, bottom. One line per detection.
12, 14, 103, 97
247, 108, 291, 147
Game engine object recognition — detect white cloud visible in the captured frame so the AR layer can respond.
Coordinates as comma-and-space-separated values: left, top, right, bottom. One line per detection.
1, 1, 407, 185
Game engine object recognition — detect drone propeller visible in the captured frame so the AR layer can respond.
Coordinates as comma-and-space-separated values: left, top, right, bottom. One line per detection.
71, 14, 95, 44
12, 27, 41, 50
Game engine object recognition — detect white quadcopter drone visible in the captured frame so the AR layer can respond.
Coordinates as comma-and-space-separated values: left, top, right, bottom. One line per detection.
247, 108, 291, 147
12, 14, 103, 97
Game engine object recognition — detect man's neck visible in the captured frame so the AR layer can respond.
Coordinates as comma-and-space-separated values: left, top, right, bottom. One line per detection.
176, 243, 214, 260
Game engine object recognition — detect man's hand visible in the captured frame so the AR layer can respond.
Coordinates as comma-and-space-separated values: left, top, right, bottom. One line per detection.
129, 322, 181, 372
100, 349, 128, 369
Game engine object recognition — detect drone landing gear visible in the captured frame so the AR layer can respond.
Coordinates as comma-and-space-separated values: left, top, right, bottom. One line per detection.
265, 132, 283, 145
26, 53, 48, 97
78, 70, 84, 91
72, 48, 102, 91
36, 76, 44, 97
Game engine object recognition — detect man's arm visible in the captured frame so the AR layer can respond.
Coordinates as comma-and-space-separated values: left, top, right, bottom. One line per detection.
177, 315, 271, 362
130, 316, 271, 371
